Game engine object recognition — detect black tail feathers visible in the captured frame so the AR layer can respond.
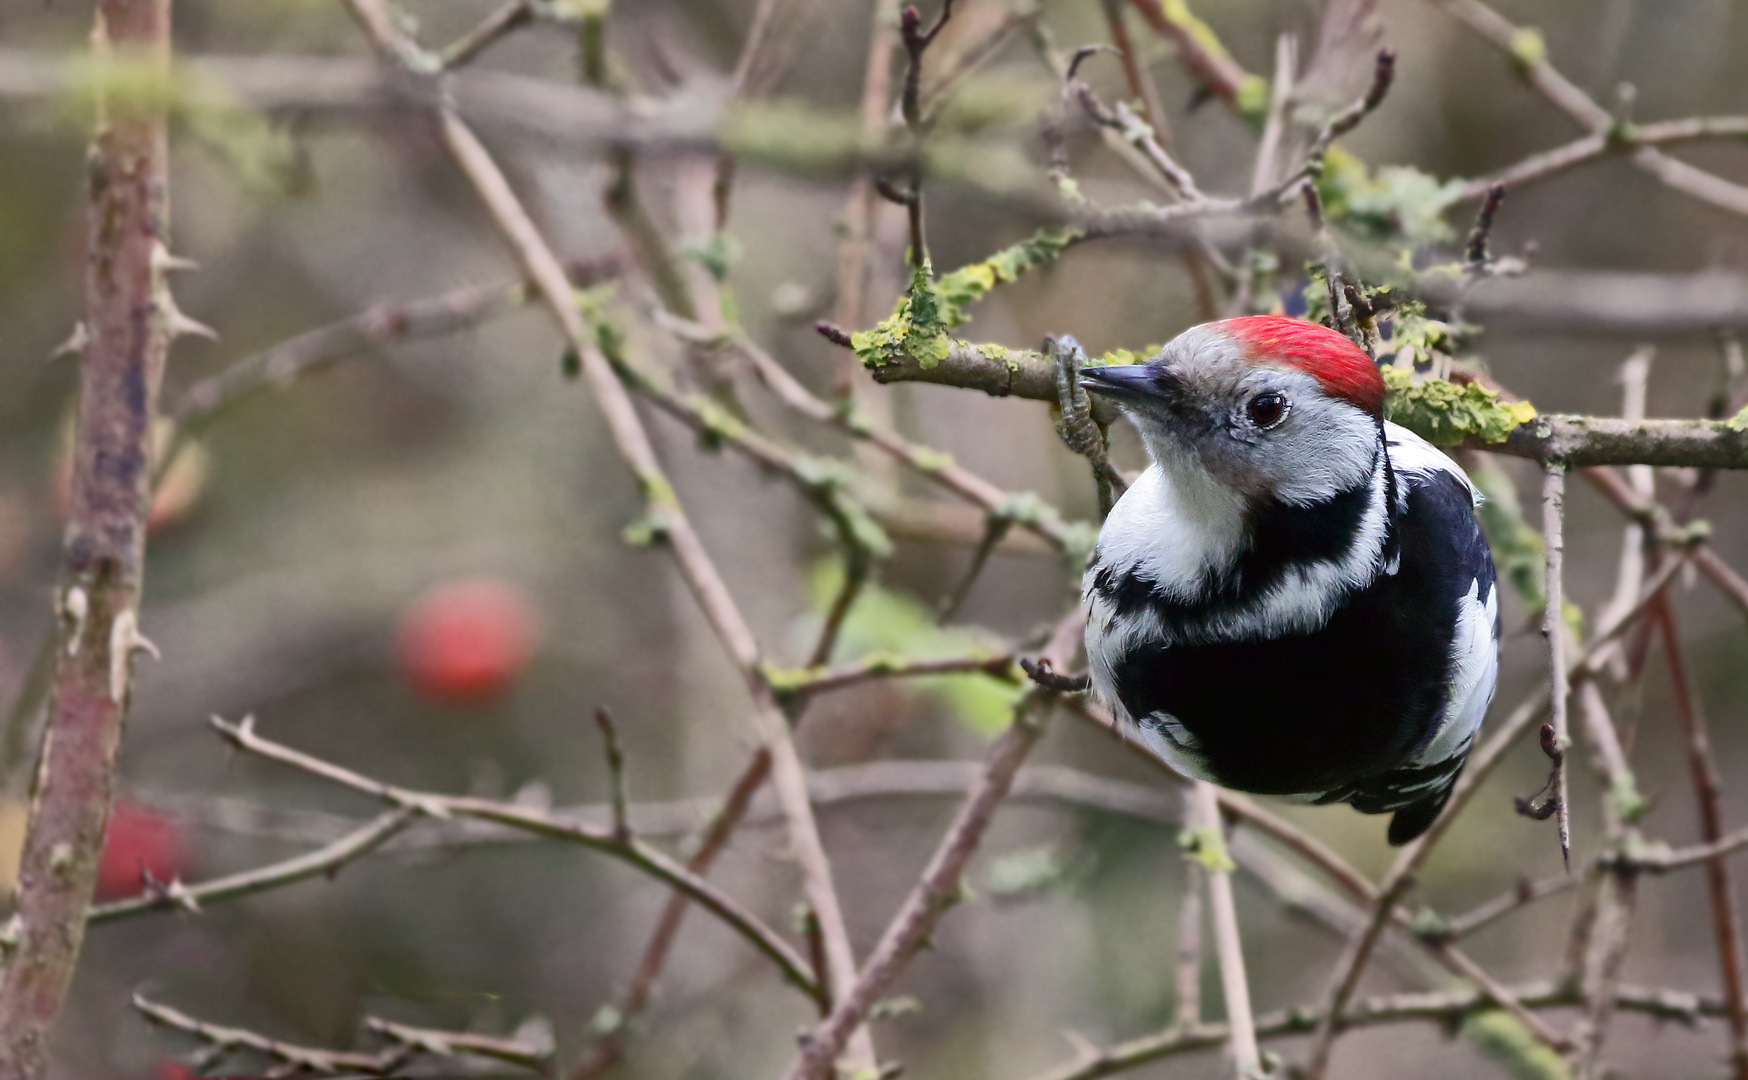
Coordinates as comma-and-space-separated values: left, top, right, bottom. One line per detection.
1386, 784, 1456, 846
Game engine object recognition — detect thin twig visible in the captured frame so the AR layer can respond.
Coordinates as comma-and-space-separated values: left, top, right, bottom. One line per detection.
1458, 116, 1748, 203
786, 694, 1047, 1080
210, 714, 823, 1006
565, 748, 772, 1080
1026, 980, 1733, 1080
416, 92, 878, 1070
1192, 780, 1260, 1078
135, 994, 390, 1077
787, 652, 1018, 698
365, 1014, 554, 1073
595, 708, 631, 845
170, 279, 532, 425
89, 808, 415, 924
1655, 597, 1748, 1079
1440, 873, 1577, 943
1433, 0, 1748, 218
438, 0, 533, 70
1543, 464, 1573, 871
1175, 793, 1204, 1029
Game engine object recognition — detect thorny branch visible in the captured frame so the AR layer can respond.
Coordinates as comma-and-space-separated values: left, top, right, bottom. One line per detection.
134, 993, 553, 1078
0, 0, 179, 1073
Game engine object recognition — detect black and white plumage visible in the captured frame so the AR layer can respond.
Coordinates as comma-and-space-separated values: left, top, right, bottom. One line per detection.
1079, 316, 1498, 845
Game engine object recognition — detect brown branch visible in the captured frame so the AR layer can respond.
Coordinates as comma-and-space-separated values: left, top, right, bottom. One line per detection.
1433, 0, 1748, 218
135, 994, 391, 1077
1028, 980, 1734, 1080
415, 81, 881, 1070
1583, 466, 1748, 621
1124, 0, 1251, 105
1441, 873, 1576, 942
1192, 780, 1260, 1077
1459, 116, 1748, 202
170, 278, 533, 425
566, 749, 770, 1080
365, 1014, 554, 1074
437, 0, 532, 70
786, 695, 1047, 1080
135, 993, 553, 1077
1655, 598, 1748, 1079
88, 808, 415, 924
0, 1, 177, 1073
210, 714, 823, 1006
1543, 465, 1573, 871
786, 653, 1018, 698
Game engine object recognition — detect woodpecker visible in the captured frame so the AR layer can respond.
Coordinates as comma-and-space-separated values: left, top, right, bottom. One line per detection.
1078, 315, 1498, 845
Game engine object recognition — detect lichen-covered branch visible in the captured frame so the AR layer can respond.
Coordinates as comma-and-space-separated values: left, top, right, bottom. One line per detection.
825, 334, 1748, 468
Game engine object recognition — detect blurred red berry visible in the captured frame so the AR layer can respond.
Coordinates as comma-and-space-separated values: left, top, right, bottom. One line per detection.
396, 578, 537, 704
155, 1061, 196, 1080
97, 802, 187, 901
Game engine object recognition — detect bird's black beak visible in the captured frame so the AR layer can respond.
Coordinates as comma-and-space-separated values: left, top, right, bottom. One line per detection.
1079, 364, 1178, 405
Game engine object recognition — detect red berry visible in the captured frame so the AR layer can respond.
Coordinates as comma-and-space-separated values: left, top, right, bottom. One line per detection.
96, 802, 187, 901
396, 578, 537, 704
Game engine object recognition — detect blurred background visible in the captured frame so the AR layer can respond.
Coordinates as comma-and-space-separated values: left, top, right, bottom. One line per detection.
1, 0, 1746, 1077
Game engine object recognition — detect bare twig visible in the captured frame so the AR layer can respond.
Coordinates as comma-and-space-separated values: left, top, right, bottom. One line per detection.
365, 1014, 554, 1074
1124, 0, 1251, 105
1433, 0, 1748, 218
1542, 464, 1573, 871
210, 714, 823, 1006
1655, 598, 1748, 1078
1027, 980, 1735, 1080
438, 0, 533, 70
89, 808, 414, 924
1192, 781, 1260, 1078
786, 694, 1047, 1080
595, 708, 631, 845
787, 652, 1018, 698
1175, 793, 1204, 1028
419, 91, 879, 1070
0, 1, 178, 1072
170, 279, 532, 424
566, 748, 772, 1080
1459, 116, 1748, 202
1441, 873, 1577, 942
135, 993, 390, 1077
1566, 681, 1638, 1078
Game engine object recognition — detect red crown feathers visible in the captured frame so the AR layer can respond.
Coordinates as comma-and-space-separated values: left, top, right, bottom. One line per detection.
1219, 315, 1386, 415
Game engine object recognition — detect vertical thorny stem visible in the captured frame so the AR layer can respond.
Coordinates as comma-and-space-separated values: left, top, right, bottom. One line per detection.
0, 1, 173, 1075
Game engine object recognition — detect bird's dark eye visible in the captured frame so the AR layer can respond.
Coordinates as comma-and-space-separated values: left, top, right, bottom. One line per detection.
1246, 392, 1288, 429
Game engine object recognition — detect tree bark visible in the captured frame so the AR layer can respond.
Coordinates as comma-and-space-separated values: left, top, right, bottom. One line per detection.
0, 1, 173, 1075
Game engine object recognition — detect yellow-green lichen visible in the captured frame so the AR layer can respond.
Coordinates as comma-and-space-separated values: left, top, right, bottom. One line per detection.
1178, 825, 1236, 874
853, 230, 1080, 372
1382, 366, 1538, 446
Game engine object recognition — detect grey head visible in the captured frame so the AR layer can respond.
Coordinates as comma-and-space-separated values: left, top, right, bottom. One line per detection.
1078, 323, 1382, 505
